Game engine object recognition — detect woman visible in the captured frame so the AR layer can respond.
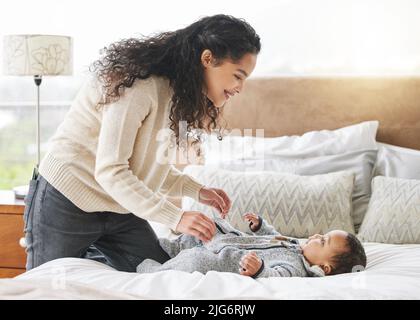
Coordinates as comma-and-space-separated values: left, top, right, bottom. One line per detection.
23, 14, 261, 272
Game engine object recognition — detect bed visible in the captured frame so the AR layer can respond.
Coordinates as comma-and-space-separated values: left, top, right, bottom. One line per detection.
1, 76, 420, 300
0, 242, 418, 299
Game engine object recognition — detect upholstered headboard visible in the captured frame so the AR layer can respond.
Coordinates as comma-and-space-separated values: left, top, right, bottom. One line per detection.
222, 77, 420, 150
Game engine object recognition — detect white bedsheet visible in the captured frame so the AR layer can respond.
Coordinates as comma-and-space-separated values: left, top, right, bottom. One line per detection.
1, 242, 420, 300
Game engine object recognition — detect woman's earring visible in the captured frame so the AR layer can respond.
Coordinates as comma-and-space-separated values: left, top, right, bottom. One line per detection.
217, 129, 223, 141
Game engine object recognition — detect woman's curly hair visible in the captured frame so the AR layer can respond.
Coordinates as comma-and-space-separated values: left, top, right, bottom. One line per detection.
89, 14, 260, 146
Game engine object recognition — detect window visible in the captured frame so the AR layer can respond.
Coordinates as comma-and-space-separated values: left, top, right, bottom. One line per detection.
0, 77, 79, 188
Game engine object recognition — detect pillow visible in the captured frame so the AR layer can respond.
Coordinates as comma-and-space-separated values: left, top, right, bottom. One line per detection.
373, 142, 420, 179
202, 149, 377, 233
358, 176, 420, 244
149, 221, 180, 240
182, 166, 355, 238
203, 121, 379, 165
200, 121, 378, 232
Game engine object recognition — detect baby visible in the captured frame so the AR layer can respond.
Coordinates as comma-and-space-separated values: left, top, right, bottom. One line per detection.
137, 213, 367, 278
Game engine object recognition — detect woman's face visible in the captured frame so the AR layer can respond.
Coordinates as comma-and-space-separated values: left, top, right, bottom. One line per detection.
201, 50, 257, 108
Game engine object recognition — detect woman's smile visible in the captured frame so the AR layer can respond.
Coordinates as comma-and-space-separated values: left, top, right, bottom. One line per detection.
224, 90, 236, 100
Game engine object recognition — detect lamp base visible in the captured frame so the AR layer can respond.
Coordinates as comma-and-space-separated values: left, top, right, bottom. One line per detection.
13, 185, 29, 200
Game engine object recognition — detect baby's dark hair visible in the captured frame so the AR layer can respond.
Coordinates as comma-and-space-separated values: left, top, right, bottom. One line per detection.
330, 233, 367, 275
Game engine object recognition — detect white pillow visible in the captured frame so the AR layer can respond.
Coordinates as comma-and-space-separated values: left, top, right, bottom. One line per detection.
149, 221, 180, 240
204, 121, 379, 165
182, 166, 355, 238
200, 121, 378, 232
200, 150, 376, 233
373, 142, 420, 179
358, 176, 420, 244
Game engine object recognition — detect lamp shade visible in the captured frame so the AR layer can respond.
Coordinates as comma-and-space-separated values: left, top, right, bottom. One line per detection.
3, 34, 73, 76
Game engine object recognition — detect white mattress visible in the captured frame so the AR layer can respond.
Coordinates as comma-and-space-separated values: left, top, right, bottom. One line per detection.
1, 242, 420, 299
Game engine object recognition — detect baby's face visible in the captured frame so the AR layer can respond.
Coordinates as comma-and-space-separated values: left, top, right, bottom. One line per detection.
301, 230, 348, 273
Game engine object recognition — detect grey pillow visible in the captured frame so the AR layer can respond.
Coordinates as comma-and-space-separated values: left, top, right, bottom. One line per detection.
358, 176, 420, 244
202, 149, 377, 232
182, 166, 355, 238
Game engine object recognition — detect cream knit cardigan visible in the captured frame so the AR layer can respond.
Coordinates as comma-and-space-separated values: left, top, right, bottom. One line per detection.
39, 75, 204, 230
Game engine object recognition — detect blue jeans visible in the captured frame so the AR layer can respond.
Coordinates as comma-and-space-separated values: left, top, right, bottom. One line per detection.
23, 174, 170, 272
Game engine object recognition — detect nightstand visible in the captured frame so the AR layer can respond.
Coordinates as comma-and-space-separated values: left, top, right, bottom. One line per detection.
0, 190, 27, 278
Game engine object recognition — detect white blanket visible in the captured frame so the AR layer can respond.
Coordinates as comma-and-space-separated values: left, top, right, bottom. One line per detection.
1, 242, 419, 299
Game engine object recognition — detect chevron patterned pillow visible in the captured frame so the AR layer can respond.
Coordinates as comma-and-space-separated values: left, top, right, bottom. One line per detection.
182, 166, 355, 238
358, 176, 420, 244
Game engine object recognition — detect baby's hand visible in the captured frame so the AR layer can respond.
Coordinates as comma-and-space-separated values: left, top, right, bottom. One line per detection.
239, 252, 262, 277
243, 212, 261, 232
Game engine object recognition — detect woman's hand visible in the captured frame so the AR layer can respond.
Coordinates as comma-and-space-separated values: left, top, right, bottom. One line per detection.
175, 210, 216, 243
198, 187, 231, 219
239, 251, 262, 277
243, 212, 261, 232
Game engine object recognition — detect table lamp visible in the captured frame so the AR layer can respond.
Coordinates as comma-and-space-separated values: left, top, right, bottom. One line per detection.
2, 34, 73, 199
